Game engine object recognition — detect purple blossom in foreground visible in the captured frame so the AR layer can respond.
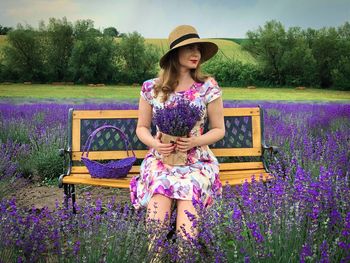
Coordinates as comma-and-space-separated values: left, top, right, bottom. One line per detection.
153, 98, 203, 136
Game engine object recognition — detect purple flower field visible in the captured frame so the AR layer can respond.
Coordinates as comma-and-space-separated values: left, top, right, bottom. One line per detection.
0, 100, 349, 262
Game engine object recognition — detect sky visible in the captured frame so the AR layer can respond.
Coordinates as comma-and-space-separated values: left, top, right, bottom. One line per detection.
0, 0, 349, 38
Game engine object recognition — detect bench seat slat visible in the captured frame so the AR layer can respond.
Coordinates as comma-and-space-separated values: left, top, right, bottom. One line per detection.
62, 170, 271, 188
63, 176, 131, 188
219, 162, 264, 170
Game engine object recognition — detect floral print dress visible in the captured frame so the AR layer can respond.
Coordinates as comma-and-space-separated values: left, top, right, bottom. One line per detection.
130, 77, 223, 209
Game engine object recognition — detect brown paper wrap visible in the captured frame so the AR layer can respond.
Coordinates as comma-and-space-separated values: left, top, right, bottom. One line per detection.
160, 132, 187, 166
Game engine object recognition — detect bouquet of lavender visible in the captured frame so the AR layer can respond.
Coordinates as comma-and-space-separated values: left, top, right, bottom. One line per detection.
153, 98, 203, 136
153, 98, 203, 165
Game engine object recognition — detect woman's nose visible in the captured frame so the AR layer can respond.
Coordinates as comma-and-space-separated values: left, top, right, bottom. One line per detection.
192, 48, 200, 56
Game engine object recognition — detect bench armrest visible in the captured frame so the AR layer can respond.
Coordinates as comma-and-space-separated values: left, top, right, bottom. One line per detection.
261, 144, 279, 173
262, 144, 279, 155
58, 147, 72, 188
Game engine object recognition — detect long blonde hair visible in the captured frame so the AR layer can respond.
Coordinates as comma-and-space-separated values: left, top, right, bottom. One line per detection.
154, 48, 209, 102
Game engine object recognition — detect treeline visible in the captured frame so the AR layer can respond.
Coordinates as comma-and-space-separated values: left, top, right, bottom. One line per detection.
0, 18, 349, 90
0, 25, 12, 35
0, 17, 159, 84
203, 20, 350, 90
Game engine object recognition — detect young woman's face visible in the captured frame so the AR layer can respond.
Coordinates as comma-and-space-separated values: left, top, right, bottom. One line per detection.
177, 44, 201, 70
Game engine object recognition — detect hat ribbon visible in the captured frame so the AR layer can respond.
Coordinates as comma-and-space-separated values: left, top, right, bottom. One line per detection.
170, 33, 200, 49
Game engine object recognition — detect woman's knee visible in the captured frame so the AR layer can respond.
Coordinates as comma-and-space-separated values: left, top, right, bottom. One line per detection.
147, 194, 173, 222
177, 200, 198, 215
176, 200, 198, 238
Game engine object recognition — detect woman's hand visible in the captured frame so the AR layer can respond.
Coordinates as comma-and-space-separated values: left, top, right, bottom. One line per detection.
152, 132, 176, 157
175, 136, 198, 152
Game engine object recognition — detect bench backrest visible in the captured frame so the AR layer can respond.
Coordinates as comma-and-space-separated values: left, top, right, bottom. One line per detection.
68, 107, 265, 172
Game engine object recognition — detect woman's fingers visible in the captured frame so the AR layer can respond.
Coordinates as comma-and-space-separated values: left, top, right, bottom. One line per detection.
176, 139, 189, 150
158, 143, 175, 155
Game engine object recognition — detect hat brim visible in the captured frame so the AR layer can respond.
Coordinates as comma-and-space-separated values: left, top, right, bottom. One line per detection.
159, 39, 218, 69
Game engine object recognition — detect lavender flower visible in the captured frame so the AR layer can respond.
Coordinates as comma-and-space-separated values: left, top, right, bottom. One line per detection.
153, 98, 203, 136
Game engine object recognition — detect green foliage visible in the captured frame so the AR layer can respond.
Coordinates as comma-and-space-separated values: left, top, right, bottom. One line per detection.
39, 17, 74, 82
69, 36, 118, 83
307, 27, 340, 88
73, 19, 100, 40
0, 25, 12, 35
103, 27, 119, 37
0, 120, 30, 144
29, 140, 63, 182
243, 20, 350, 90
118, 32, 160, 83
2, 25, 45, 82
243, 20, 287, 84
202, 54, 264, 86
331, 22, 350, 90
281, 27, 317, 86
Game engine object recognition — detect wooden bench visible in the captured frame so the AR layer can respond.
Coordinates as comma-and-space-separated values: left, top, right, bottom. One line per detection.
58, 106, 277, 211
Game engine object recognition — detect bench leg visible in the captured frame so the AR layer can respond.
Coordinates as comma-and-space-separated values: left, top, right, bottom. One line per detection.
71, 184, 76, 214
63, 184, 76, 214
63, 184, 69, 209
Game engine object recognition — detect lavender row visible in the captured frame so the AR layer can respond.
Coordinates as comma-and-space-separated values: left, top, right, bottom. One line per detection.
0, 100, 349, 262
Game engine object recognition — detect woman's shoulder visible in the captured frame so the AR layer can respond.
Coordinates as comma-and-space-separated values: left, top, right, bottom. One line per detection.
140, 78, 159, 104
198, 77, 222, 104
197, 77, 219, 92
142, 78, 158, 89
141, 78, 159, 97
203, 77, 219, 87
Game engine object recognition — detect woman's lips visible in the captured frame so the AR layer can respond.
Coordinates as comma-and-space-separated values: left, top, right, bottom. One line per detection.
190, 60, 198, 64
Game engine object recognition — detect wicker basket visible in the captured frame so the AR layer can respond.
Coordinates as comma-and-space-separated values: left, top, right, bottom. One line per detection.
81, 125, 136, 179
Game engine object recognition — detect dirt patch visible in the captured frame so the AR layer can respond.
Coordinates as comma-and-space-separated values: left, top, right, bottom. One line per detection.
6, 179, 131, 211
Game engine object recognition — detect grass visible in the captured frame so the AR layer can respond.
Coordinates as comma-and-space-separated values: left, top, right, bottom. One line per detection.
221, 38, 249, 45
0, 84, 350, 102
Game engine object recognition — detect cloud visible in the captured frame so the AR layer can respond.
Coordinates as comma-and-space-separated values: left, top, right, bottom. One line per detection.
0, 0, 349, 37
1, 0, 82, 27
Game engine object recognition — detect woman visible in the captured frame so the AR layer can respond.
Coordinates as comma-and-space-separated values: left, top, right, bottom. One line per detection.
130, 25, 225, 247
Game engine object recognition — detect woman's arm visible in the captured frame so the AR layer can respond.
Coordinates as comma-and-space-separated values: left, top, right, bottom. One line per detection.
176, 97, 225, 152
136, 97, 175, 156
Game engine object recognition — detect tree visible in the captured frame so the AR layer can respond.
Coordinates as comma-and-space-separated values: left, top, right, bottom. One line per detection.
305, 27, 340, 88
2, 25, 44, 81
103, 27, 119, 37
0, 25, 13, 35
73, 19, 99, 40
118, 32, 160, 83
281, 27, 317, 86
39, 17, 74, 81
243, 20, 287, 85
331, 22, 350, 90
69, 36, 118, 83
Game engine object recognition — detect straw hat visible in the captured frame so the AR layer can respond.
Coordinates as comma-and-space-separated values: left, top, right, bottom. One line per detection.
159, 25, 218, 68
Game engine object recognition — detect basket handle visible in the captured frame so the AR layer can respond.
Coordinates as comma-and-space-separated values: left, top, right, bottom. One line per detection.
81, 125, 136, 159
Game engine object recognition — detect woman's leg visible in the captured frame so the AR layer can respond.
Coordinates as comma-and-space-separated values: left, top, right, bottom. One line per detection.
176, 200, 198, 240
147, 193, 173, 223
146, 194, 173, 262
